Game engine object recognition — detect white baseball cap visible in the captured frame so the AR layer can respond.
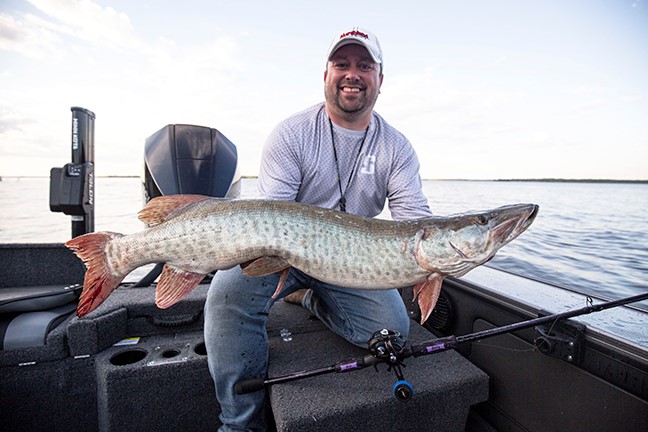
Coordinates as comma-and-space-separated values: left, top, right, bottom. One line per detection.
326, 27, 383, 66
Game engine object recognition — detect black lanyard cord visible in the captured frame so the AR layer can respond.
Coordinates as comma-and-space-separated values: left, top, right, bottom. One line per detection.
329, 118, 369, 212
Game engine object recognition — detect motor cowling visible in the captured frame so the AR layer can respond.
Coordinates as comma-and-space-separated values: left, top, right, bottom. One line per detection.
142, 124, 240, 202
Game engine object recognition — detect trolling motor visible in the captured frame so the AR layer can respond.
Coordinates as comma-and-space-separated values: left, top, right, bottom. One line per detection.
49, 107, 96, 238
235, 291, 648, 400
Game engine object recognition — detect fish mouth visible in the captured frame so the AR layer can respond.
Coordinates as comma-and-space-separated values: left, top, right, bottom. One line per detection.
524, 204, 539, 227
491, 203, 539, 245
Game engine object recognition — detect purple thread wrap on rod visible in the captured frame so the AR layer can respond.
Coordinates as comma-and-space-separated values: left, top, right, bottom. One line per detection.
339, 362, 359, 371
426, 343, 447, 353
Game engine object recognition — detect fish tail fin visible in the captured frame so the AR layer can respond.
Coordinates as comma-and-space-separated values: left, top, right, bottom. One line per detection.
155, 264, 206, 309
66, 232, 126, 317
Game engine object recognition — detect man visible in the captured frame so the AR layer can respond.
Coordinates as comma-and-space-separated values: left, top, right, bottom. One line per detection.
204, 27, 432, 431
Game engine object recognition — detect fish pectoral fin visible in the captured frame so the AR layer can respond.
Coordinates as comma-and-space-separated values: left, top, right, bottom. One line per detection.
271, 268, 290, 299
240, 256, 291, 277
138, 195, 213, 226
240, 257, 291, 299
155, 264, 206, 309
413, 273, 444, 325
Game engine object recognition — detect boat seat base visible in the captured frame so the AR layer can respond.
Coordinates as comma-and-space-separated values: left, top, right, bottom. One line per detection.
267, 300, 489, 432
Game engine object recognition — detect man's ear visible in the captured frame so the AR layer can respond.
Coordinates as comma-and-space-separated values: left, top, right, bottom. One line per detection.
323, 70, 328, 82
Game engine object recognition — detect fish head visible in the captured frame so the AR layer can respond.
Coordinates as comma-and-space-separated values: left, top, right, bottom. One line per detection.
415, 203, 538, 276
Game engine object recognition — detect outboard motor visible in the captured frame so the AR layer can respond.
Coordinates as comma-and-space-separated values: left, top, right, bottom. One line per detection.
136, 124, 240, 287
142, 124, 240, 202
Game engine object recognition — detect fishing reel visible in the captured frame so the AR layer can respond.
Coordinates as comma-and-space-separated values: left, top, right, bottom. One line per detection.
367, 329, 413, 401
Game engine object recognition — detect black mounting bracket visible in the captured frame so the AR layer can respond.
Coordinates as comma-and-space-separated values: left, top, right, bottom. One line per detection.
533, 313, 586, 364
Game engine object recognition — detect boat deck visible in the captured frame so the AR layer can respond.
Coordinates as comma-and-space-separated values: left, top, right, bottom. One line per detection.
3, 243, 646, 431
267, 300, 489, 431
1, 242, 492, 432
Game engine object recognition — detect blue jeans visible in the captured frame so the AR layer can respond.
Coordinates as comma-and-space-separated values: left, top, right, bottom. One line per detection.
204, 266, 410, 432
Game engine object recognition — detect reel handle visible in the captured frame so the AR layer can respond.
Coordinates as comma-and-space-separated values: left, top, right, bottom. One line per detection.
393, 380, 414, 401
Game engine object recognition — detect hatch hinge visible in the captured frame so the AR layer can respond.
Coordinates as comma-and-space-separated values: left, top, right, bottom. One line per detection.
533, 312, 586, 364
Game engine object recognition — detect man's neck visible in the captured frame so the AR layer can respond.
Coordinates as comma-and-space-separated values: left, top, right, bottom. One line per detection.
325, 106, 372, 131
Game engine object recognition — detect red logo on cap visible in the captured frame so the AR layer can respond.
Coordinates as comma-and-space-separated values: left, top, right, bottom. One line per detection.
339, 30, 369, 40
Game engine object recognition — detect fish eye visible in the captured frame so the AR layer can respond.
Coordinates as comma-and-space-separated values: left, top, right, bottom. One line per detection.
477, 215, 488, 225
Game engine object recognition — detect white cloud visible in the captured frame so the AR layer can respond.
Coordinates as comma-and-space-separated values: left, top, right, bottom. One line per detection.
1, 1, 646, 180
0, 1, 270, 177
26, 0, 142, 52
0, 12, 64, 59
0, 107, 34, 134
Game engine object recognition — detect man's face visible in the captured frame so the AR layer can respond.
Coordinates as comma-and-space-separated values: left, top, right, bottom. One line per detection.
324, 44, 383, 123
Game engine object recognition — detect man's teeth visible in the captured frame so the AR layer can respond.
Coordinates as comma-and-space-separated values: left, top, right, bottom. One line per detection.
342, 87, 360, 92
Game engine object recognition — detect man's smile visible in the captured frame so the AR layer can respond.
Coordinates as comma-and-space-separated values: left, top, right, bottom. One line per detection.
341, 86, 363, 93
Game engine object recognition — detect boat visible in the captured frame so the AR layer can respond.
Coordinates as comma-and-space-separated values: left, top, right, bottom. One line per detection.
1, 109, 646, 432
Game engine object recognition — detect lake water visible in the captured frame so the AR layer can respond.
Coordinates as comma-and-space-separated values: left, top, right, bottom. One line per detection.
1, 177, 647, 312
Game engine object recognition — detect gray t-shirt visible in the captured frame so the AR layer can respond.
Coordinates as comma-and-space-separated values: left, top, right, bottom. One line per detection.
258, 102, 431, 221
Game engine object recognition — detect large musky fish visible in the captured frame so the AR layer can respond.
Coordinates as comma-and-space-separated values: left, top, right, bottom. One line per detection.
66, 195, 538, 324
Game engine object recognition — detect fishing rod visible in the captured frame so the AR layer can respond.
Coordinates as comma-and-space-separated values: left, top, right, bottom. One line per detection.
235, 291, 648, 400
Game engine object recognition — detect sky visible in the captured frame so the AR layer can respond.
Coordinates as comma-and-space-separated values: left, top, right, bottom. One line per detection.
1, 0, 647, 180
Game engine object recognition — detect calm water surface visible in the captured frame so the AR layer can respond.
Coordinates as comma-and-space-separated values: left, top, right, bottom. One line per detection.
1, 177, 647, 311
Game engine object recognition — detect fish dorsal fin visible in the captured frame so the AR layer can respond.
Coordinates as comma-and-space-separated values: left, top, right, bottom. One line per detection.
241, 256, 291, 277
138, 194, 212, 226
413, 273, 444, 325
155, 264, 206, 309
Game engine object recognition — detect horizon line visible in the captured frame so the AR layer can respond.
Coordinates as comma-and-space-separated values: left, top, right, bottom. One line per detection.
2, 175, 647, 184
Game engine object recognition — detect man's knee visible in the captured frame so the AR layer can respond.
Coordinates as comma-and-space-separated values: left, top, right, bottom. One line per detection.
205, 268, 241, 314
372, 302, 410, 341
344, 292, 410, 347
205, 267, 280, 322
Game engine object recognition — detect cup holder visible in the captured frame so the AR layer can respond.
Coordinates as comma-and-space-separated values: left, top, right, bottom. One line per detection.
110, 349, 147, 366
161, 348, 181, 358
194, 342, 207, 356
109, 340, 206, 367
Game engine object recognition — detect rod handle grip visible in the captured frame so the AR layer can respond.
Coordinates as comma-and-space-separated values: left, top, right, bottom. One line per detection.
235, 378, 265, 394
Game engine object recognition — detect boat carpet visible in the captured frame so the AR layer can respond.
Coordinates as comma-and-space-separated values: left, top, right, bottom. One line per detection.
2, 280, 489, 432
0, 243, 85, 289
89, 297, 489, 432
66, 284, 208, 357
0, 243, 84, 364
93, 330, 219, 432
267, 300, 490, 432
